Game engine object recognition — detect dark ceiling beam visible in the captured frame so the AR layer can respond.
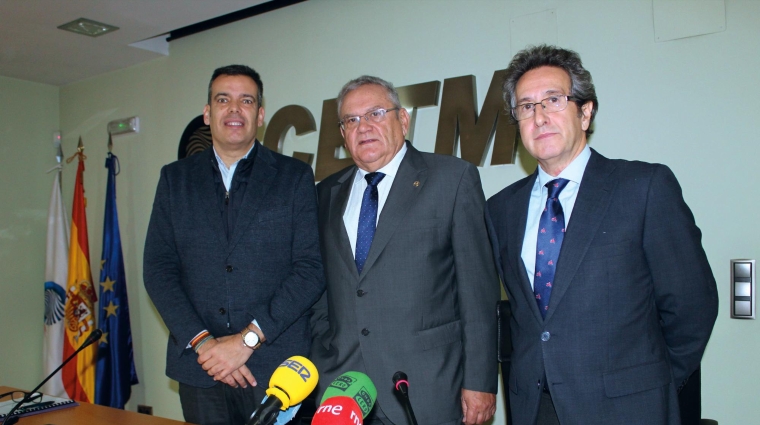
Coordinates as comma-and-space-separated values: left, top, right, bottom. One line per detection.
168, 0, 307, 42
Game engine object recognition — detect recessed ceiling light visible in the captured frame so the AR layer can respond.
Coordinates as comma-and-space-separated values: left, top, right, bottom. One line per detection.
58, 18, 119, 37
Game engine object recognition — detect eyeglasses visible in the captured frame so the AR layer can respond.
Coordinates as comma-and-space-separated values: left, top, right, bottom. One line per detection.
512, 95, 577, 121
339, 107, 400, 131
0, 391, 42, 404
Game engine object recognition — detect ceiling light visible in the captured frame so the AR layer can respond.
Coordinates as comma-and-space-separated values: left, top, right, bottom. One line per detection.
58, 18, 119, 37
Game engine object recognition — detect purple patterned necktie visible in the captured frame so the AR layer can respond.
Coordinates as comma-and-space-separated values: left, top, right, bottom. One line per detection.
355, 172, 385, 274
534, 178, 570, 319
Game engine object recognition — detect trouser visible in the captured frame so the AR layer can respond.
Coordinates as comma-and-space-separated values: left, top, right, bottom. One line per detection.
179, 382, 267, 425
536, 389, 560, 425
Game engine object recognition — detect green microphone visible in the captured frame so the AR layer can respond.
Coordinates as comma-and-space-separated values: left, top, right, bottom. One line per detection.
320, 371, 377, 418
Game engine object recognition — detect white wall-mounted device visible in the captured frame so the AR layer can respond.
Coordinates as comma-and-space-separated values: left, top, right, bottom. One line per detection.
730, 259, 755, 319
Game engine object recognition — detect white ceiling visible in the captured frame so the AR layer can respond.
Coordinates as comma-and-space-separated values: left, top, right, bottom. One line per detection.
0, 0, 271, 86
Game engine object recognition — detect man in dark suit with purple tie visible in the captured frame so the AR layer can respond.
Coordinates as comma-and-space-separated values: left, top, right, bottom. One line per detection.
486, 45, 718, 425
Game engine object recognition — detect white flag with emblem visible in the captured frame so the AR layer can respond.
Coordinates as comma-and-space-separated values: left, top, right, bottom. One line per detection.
42, 168, 70, 396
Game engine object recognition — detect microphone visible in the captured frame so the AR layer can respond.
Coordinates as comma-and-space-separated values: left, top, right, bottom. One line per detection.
393, 371, 419, 425
320, 371, 377, 419
393, 371, 409, 396
2, 328, 103, 425
312, 396, 364, 425
246, 356, 319, 425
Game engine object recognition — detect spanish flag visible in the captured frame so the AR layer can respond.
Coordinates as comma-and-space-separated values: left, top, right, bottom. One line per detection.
62, 141, 98, 402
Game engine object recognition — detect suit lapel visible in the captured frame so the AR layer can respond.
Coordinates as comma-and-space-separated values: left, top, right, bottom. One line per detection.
359, 144, 427, 280
545, 150, 616, 322
194, 149, 227, 249
329, 166, 360, 280
227, 143, 277, 254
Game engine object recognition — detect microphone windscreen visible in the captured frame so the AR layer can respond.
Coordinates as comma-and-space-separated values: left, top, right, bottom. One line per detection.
320, 371, 377, 418
392, 371, 408, 384
266, 356, 319, 409
312, 396, 363, 425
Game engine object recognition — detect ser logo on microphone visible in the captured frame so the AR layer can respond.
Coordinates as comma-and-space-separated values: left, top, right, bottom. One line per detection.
279, 359, 312, 382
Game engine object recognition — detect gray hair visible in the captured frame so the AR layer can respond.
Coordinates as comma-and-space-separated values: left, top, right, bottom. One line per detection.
503, 45, 598, 135
336, 75, 402, 116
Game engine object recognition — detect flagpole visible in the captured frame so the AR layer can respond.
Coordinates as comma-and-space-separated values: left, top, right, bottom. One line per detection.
95, 132, 138, 408
41, 135, 70, 397
62, 137, 98, 403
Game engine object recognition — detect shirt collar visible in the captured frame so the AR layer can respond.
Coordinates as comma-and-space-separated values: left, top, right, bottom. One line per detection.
537, 144, 591, 188
213, 142, 256, 171
355, 142, 408, 182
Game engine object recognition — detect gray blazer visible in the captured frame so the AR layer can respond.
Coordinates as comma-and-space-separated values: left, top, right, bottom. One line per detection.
311, 143, 500, 425
144, 143, 325, 388
486, 149, 718, 425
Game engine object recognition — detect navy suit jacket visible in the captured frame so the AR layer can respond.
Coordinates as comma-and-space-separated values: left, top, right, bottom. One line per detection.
144, 143, 325, 388
486, 149, 718, 425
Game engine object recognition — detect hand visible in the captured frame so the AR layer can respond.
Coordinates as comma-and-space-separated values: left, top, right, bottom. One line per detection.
196, 339, 238, 386
219, 365, 257, 388
461, 389, 496, 425
197, 334, 254, 382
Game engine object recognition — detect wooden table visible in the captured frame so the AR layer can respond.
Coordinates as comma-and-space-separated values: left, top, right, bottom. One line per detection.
1, 387, 192, 425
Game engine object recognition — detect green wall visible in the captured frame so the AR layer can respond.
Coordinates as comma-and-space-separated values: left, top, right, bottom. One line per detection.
2, 1, 758, 423
0, 75, 60, 388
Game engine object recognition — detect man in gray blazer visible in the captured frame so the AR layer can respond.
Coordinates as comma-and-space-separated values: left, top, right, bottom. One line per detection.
144, 65, 324, 425
486, 45, 718, 425
310, 76, 500, 425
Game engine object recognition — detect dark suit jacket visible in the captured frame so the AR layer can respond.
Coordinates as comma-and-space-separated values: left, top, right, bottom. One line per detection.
144, 143, 325, 388
311, 144, 500, 425
486, 149, 718, 425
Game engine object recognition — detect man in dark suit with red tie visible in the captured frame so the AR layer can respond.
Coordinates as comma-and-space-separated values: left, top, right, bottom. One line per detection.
486, 45, 718, 425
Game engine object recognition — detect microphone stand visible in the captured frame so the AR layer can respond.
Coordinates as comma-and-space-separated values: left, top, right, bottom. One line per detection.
2, 329, 102, 425
393, 372, 418, 425
246, 398, 282, 425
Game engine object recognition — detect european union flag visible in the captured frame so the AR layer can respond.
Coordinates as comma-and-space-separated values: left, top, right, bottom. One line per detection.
95, 152, 138, 408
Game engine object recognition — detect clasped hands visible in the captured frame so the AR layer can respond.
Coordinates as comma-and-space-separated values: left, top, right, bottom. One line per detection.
197, 326, 265, 388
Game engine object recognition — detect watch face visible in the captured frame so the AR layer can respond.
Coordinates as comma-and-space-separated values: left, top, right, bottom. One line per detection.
244, 331, 259, 347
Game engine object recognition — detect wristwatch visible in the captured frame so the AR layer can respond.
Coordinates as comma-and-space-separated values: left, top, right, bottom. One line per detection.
241, 327, 262, 350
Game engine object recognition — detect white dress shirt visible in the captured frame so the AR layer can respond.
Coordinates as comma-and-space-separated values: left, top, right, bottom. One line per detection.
343, 143, 408, 257
521, 144, 591, 289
